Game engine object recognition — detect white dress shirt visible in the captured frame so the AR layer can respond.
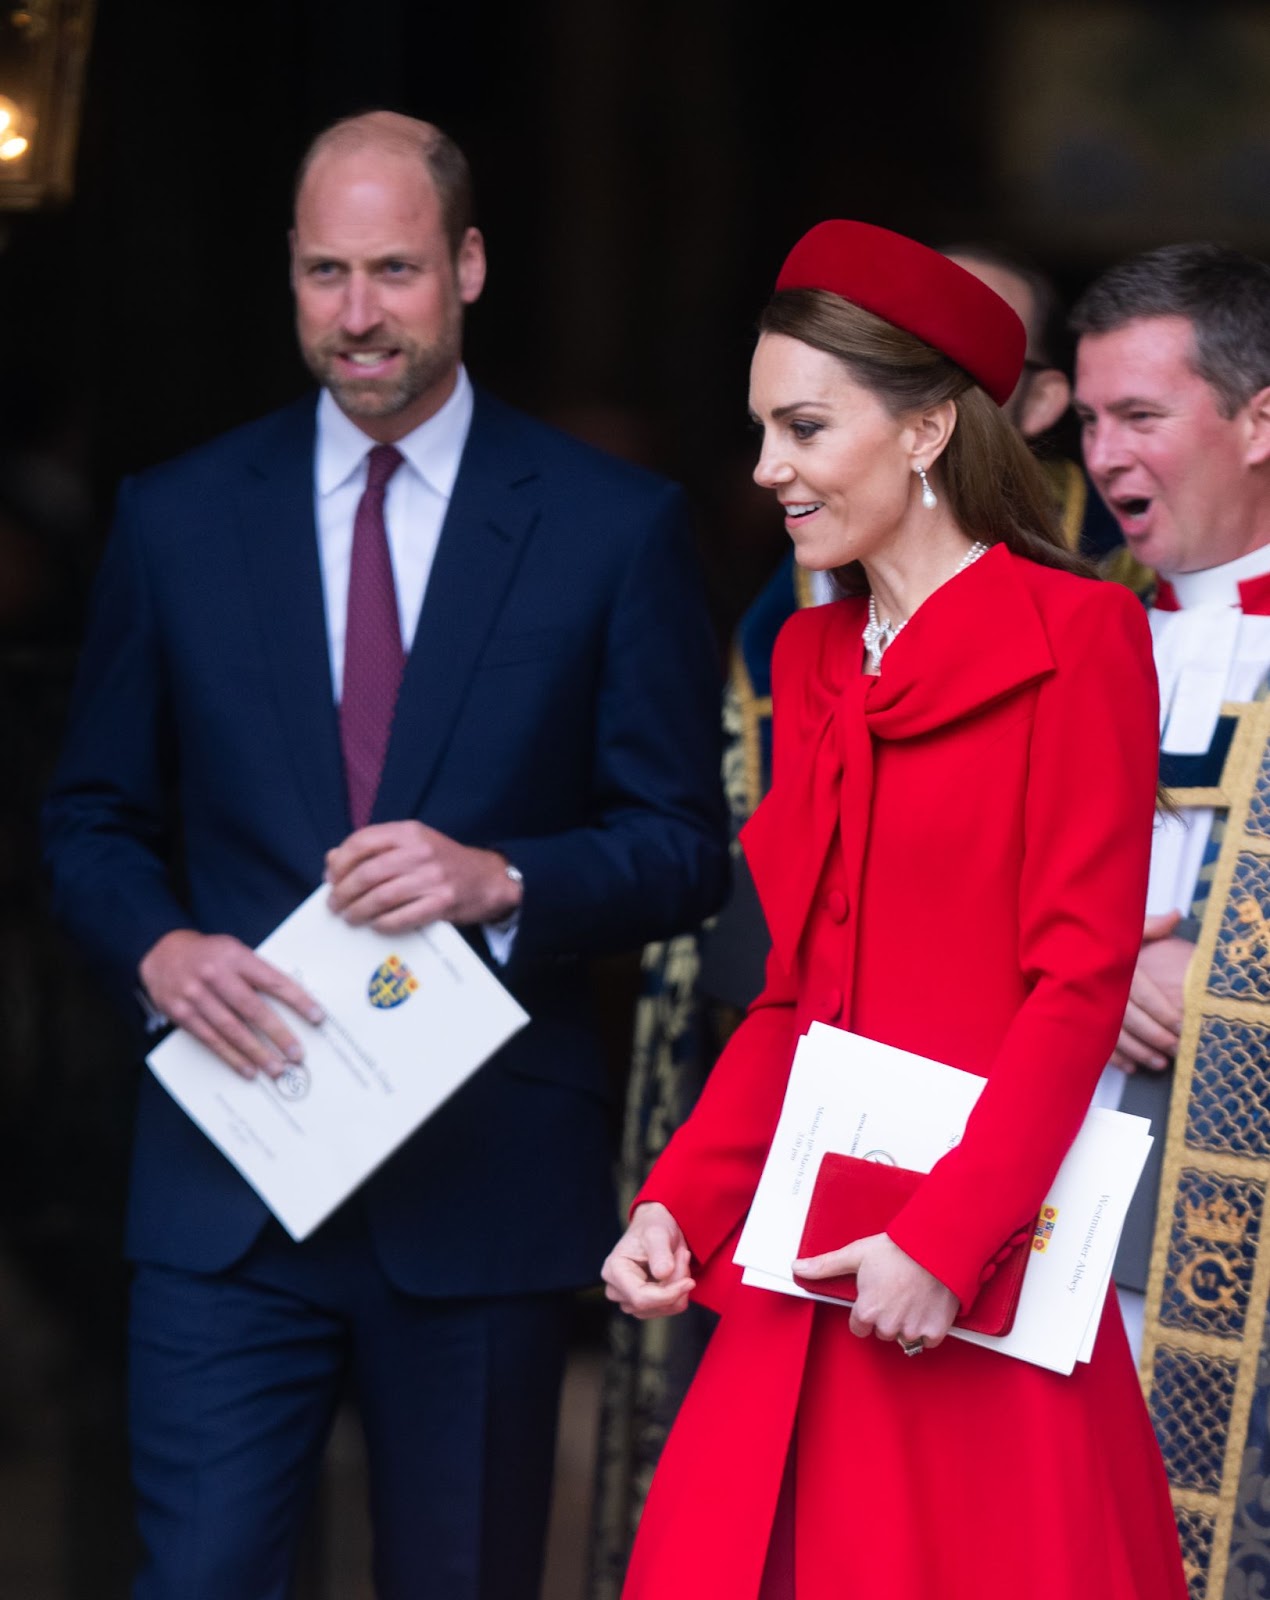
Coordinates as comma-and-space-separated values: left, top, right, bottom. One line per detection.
313, 369, 517, 961
315, 367, 474, 698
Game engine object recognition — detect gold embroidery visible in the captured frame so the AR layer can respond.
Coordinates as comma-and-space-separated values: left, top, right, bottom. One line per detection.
1144, 697, 1270, 1597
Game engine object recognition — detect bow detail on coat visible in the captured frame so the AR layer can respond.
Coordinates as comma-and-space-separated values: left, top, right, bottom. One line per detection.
741, 543, 1059, 972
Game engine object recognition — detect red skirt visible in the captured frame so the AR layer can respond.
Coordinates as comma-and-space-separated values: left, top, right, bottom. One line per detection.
623, 1284, 1187, 1600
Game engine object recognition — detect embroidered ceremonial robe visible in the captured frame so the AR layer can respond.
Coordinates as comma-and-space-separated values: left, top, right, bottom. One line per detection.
624, 545, 1188, 1600
1105, 561, 1270, 1296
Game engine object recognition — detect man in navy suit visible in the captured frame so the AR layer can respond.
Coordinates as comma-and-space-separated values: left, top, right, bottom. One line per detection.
42, 111, 728, 1599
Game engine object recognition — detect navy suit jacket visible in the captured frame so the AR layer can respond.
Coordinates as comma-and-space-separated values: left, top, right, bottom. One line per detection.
42, 388, 729, 1295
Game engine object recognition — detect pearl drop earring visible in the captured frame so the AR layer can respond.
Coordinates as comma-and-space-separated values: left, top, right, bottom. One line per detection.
917, 464, 937, 510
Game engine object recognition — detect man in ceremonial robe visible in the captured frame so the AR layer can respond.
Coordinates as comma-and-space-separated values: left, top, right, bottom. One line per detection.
1073, 243, 1270, 1355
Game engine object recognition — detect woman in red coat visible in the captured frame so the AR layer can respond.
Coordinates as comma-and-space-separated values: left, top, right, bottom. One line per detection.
602, 221, 1187, 1600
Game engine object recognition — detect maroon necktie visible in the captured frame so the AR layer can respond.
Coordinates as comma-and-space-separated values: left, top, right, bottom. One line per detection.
340, 443, 405, 829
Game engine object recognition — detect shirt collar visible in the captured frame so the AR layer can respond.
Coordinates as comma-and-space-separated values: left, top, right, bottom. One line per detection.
1160, 540, 1270, 610
316, 365, 474, 499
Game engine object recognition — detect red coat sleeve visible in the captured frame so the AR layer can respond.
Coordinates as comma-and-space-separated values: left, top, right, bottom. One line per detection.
632, 614, 816, 1276
886, 582, 1159, 1308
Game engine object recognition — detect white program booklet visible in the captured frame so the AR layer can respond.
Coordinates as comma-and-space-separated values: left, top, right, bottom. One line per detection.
147, 887, 529, 1240
734, 1022, 1152, 1374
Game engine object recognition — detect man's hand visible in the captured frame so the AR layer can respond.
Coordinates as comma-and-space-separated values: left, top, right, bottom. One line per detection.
601, 1202, 696, 1320
139, 929, 324, 1079
794, 1231, 958, 1351
325, 821, 522, 932
1112, 910, 1193, 1074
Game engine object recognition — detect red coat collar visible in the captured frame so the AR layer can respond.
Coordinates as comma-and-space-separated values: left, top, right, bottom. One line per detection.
860, 541, 1056, 738
742, 544, 1057, 970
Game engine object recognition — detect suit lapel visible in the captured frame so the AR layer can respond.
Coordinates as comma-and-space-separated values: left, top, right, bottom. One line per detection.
236, 396, 351, 849
373, 392, 540, 824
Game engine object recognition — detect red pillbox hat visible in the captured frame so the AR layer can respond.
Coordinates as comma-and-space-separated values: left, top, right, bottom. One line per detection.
774, 220, 1027, 407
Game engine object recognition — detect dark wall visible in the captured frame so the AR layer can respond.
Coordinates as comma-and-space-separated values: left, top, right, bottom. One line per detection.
9, 3, 1270, 633
0, 0, 1008, 644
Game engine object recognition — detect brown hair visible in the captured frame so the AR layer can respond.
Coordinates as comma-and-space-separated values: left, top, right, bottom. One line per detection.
758, 289, 1093, 593
294, 112, 474, 261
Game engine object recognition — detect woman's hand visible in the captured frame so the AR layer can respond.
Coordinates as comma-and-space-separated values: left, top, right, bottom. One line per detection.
794, 1231, 958, 1351
602, 1202, 696, 1320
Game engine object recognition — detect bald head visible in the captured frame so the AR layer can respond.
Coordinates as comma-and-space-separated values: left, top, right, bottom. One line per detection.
295, 112, 474, 259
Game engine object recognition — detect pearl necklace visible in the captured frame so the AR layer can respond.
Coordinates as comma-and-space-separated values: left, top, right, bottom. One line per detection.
862, 540, 989, 673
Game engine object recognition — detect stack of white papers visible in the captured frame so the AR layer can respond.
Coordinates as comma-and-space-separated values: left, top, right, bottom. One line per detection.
734, 1022, 1152, 1373
148, 888, 529, 1240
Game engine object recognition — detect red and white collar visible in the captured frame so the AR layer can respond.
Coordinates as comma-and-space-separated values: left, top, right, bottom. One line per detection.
1154, 541, 1270, 615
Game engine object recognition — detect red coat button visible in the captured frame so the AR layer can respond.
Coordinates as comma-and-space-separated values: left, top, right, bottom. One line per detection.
826, 889, 849, 923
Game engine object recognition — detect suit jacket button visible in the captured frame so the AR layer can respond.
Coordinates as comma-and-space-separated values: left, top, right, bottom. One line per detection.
826, 889, 849, 923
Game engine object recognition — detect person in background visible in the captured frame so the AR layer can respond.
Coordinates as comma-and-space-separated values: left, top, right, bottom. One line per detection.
1074, 242, 1270, 1356
943, 242, 1128, 567
41, 111, 728, 1600
945, 246, 1071, 430
603, 218, 1184, 1599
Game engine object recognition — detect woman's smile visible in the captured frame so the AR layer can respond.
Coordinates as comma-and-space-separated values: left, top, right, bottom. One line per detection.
750, 332, 915, 569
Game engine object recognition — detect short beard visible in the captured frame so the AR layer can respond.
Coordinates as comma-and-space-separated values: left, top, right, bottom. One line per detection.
304, 330, 460, 423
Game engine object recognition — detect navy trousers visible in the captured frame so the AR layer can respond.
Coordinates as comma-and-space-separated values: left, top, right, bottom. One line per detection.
128, 1200, 572, 1600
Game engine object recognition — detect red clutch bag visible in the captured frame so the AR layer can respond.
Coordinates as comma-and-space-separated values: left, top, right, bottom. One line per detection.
792, 1151, 1036, 1337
